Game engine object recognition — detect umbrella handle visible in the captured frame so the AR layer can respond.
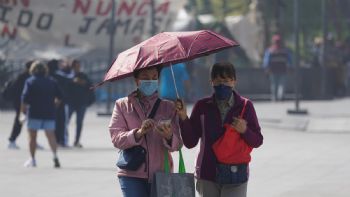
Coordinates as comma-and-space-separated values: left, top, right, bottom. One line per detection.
170, 64, 179, 99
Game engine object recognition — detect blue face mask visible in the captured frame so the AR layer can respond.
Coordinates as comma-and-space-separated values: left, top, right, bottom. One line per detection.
214, 84, 232, 100
139, 80, 158, 96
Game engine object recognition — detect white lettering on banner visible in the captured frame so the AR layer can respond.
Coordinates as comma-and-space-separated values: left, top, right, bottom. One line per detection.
0, 0, 185, 49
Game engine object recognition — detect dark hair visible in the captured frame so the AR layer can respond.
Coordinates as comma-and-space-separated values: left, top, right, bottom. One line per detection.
72, 59, 80, 66
25, 60, 34, 70
47, 59, 59, 75
133, 65, 162, 78
210, 62, 236, 80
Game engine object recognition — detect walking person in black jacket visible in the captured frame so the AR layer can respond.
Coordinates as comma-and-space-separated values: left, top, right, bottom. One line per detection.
7, 61, 32, 149
68, 60, 94, 148
52, 59, 75, 147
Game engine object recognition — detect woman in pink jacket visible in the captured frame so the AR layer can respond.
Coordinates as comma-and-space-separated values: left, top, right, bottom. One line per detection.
109, 66, 182, 197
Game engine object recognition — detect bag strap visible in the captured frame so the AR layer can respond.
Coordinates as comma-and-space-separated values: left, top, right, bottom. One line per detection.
239, 98, 248, 119
164, 149, 186, 173
178, 149, 186, 173
148, 98, 161, 119
164, 151, 170, 173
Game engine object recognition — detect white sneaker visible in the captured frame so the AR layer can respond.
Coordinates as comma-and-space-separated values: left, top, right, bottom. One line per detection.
8, 141, 20, 149
24, 158, 37, 168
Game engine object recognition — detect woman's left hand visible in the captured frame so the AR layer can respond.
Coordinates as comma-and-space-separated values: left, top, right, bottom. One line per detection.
232, 117, 247, 134
155, 123, 173, 140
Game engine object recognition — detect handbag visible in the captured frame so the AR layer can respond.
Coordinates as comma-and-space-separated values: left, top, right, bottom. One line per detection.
211, 98, 252, 184
116, 98, 161, 171
116, 145, 147, 170
212, 98, 253, 164
215, 163, 248, 184
151, 149, 195, 197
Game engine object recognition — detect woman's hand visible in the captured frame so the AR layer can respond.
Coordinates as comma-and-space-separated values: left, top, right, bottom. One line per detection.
135, 119, 155, 141
175, 99, 187, 121
231, 117, 247, 134
155, 123, 173, 140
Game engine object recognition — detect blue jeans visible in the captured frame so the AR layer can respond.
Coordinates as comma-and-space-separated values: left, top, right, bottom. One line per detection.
269, 73, 287, 101
118, 176, 151, 197
68, 105, 87, 144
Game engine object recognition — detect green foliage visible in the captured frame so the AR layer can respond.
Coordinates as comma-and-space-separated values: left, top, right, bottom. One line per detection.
193, 0, 251, 18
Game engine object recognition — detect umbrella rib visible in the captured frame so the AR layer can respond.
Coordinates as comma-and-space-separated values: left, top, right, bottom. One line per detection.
133, 45, 143, 71
174, 38, 187, 60
206, 30, 233, 44
187, 33, 201, 58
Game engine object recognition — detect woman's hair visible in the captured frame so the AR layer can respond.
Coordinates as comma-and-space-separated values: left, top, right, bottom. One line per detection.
29, 61, 48, 76
210, 62, 236, 80
133, 65, 162, 78
72, 59, 80, 66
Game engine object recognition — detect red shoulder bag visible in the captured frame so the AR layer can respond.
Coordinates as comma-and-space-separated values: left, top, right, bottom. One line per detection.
212, 98, 253, 164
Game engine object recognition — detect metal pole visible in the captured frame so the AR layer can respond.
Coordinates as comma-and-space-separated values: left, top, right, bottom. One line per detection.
170, 64, 179, 99
294, 0, 300, 110
321, 0, 328, 98
288, 0, 307, 115
99, 0, 116, 116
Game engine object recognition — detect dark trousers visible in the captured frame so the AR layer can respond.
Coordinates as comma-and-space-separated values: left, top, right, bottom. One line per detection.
8, 105, 22, 142
118, 176, 151, 197
68, 105, 87, 144
55, 103, 68, 145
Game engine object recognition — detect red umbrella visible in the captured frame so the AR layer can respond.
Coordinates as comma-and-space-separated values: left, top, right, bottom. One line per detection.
98, 30, 239, 86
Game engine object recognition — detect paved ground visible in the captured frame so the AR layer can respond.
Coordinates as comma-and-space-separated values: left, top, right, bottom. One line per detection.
1, 98, 350, 197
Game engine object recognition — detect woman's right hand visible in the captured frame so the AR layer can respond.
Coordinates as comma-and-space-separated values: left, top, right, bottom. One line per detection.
135, 119, 155, 141
175, 99, 187, 121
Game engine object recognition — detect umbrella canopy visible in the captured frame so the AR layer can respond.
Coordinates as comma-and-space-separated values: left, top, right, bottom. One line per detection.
100, 30, 239, 85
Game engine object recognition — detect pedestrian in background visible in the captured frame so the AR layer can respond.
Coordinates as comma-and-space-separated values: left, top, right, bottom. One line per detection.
176, 62, 263, 197
68, 60, 95, 148
262, 34, 292, 101
53, 59, 74, 147
21, 61, 62, 168
6, 61, 32, 149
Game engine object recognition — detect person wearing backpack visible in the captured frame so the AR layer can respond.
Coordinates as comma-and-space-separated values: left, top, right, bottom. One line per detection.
176, 62, 263, 197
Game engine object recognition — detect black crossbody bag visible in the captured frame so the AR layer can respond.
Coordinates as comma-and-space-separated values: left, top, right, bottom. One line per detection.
116, 98, 161, 171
